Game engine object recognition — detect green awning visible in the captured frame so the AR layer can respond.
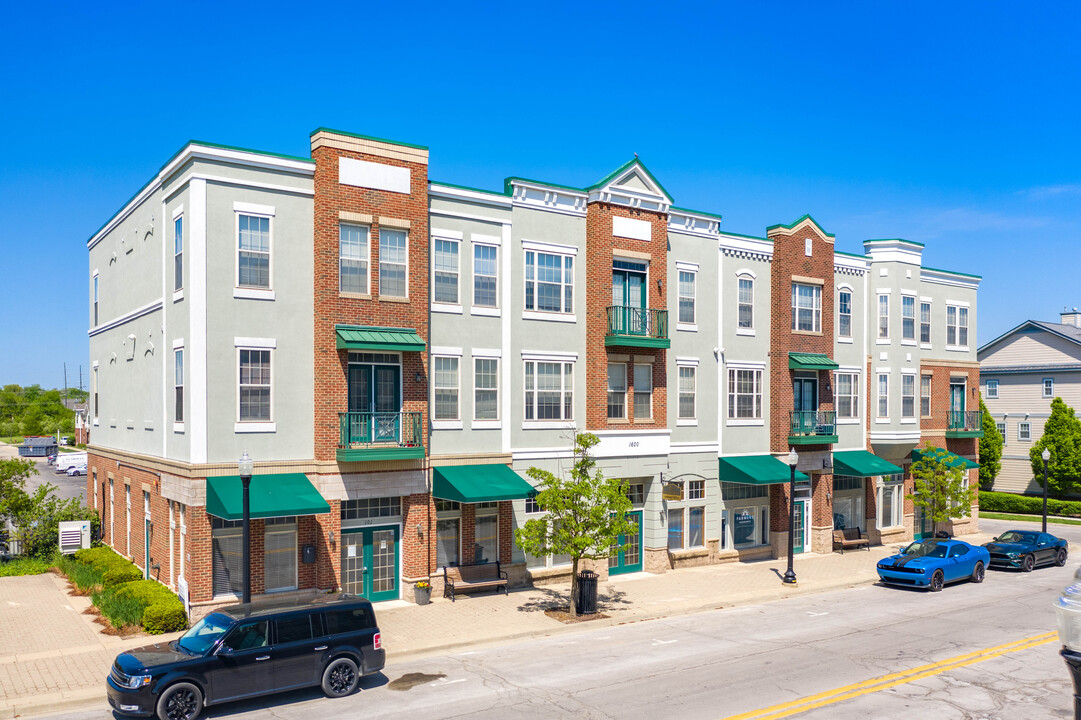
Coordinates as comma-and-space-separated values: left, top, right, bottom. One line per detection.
789, 352, 839, 370
910, 447, 980, 470
833, 450, 904, 477
335, 325, 426, 352
206, 474, 331, 520
719, 455, 809, 485
433, 465, 536, 503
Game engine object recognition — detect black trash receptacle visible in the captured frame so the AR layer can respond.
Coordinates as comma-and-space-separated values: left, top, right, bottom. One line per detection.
576, 570, 599, 615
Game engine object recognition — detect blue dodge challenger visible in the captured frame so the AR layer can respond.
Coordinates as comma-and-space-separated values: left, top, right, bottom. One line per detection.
982, 529, 1068, 571
877, 538, 990, 592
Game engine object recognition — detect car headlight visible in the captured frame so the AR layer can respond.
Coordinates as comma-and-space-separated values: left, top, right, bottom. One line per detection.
1007, 552, 1021, 558
119, 674, 152, 689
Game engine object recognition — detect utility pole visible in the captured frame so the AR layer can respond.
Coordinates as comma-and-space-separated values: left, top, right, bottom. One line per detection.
63, 363, 68, 401
79, 366, 83, 394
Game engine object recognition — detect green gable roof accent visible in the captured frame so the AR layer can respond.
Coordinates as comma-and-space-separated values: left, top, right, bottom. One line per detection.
766, 214, 835, 239
206, 474, 330, 520
789, 352, 839, 370
719, 455, 809, 485
309, 127, 428, 150
670, 206, 724, 221
432, 465, 536, 503
586, 158, 673, 201
335, 325, 426, 352
910, 447, 979, 470
833, 451, 903, 477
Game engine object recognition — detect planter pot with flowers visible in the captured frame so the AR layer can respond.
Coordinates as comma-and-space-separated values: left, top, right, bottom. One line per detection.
415, 581, 431, 605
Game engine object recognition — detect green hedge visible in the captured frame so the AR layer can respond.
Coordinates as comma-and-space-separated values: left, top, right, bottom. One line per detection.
979, 491, 1081, 518
142, 603, 188, 635
64, 549, 187, 634
103, 565, 143, 588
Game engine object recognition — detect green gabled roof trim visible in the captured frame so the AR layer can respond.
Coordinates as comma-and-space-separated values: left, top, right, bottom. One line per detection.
766, 214, 835, 238
921, 265, 983, 280
310, 126, 429, 151
720, 230, 771, 242
88, 139, 313, 244
503, 176, 588, 195
585, 157, 673, 200
335, 324, 426, 352
670, 206, 724, 221
788, 352, 839, 370
430, 180, 511, 198
864, 238, 925, 247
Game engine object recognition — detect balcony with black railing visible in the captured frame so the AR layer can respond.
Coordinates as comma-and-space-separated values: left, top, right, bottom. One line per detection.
946, 410, 983, 438
605, 306, 670, 349
788, 410, 838, 445
337, 411, 424, 461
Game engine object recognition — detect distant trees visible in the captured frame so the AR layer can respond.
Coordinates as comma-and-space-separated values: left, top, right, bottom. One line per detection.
0, 458, 98, 558
0, 384, 79, 438
978, 395, 1002, 491
1030, 397, 1081, 498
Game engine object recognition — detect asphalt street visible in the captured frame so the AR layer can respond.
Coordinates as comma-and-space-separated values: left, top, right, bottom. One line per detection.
30, 518, 1081, 720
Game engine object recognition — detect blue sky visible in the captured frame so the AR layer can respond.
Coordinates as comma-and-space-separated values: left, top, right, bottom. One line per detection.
1, 2, 1078, 387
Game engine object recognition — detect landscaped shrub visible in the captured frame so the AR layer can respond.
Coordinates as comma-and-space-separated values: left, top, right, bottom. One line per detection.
979, 490, 1081, 517
58, 554, 106, 592
142, 602, 187, 634
74, 546, 131, 574
0, 556, 54, 577
92, 586, 147, 629
103, 564, 142, 587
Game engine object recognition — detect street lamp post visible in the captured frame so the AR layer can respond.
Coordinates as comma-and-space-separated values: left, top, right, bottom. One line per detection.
783, 448, 799, 585
238, 451, 254, 604
1055, 576, 1081, 720
1043, 448, 1052, 534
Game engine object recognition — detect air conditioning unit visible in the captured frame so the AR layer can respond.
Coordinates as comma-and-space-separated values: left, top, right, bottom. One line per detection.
58, 520, 91, 554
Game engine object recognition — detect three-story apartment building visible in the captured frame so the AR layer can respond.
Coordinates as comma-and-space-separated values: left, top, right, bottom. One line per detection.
85, 129, 981, 617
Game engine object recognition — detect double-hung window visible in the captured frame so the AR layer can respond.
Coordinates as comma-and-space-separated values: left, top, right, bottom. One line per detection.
678, 366, 696, 420
525, 250, 573, 314
633, 364, 652, 420
379, 229, 408, 298
835, 372, 859, 419
986, 379, 999, 398
878, 294, 889, 339
838, 289, 851, 338
921, 375, 932, 417
433, 237, 459, 304
947, 305, 969, 347
877, 374, 889, 418
791, 283, 821, 332
174, 349, 184, 423
996, 422, 1007, 442
607, 363, 626, 420
679, 270, 696, 324
173, 215, 183, 292
237, 214, 271, 289
920, 302, 931, 344
902, 296, 915, 341
93, 274, 99, 326
339, 223, 369, 294
238, 349, 271, 422
1043, 378, 1054, 398
434, 357, 459, 420
474, 358, 498, 421
473, 244, 498, 308
738, 277, 754, 329
901, 374, 916, 418
728, 368, 763, 419
1019, 422, 1031, 441
524, 361, 573, 421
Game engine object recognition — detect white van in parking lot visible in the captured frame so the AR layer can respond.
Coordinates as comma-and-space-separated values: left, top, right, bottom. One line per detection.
55, 452, 88, 473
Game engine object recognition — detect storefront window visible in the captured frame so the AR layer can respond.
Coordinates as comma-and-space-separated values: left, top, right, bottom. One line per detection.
474, 503, 498, 563
436, 499, 461, 567
878, 475, 904, 529
668, 508, 684, 550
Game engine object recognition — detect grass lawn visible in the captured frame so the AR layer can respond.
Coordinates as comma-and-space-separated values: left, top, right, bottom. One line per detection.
0, 436, 25, 445
980, 511, 1081, 527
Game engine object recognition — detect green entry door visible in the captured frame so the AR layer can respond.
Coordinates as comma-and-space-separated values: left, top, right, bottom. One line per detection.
914, 506, 932, 540
347, 363, 401, 443
609, 511, 643, 575
341, 525, 400, 602
793, 500, 807, 554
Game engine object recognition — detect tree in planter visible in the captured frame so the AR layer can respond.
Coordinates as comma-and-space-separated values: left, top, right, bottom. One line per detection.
978, 395, 1002, 491
514, 431, 636, 616
1030, 397, 1081, 498
0, 457, 99, 558
910, 443, 978, 537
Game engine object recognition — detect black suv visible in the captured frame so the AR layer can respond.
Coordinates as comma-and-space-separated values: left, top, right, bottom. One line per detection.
107, 594, 385, 720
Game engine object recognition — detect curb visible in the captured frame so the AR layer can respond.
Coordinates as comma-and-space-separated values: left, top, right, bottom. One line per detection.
0, 687, 104, 719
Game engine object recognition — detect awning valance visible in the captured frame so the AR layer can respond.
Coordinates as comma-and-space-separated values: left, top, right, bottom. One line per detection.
719, 455, 809, 485
206, 474, 331, 520
335, 325, 426, 352
910, 447, 980, 470
833, 450, 904, 477
788, 352, 839, 370
432, 465, 536, 503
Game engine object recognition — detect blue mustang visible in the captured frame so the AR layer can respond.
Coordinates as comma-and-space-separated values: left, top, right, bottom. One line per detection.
982, 529, 1068, 571
876, 538, 990, 592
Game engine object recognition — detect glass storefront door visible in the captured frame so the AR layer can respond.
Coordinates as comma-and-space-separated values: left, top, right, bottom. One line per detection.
341, 525, 400, 602
609, 511, 642, 575
914, 505, 932, 540
793, 500, 808, 554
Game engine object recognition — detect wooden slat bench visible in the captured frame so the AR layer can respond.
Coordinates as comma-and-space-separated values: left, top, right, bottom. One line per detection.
833, 527, 870, 553
443, 562, 509, 602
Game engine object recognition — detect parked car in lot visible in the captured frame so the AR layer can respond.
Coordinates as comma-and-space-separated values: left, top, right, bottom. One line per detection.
46, 453, 56, 465
877, 538, 991, 592
982, 529, 1068, 571
107, 594, 384, 720
67, 463, 87, 476
54, 452, 87, 473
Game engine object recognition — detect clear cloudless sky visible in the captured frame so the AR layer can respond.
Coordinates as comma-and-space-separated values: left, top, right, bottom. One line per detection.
1, 1, 1079, 388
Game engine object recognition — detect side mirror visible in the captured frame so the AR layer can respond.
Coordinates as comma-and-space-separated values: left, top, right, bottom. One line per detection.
216, 645, 234, 656
992, 537, 999, 542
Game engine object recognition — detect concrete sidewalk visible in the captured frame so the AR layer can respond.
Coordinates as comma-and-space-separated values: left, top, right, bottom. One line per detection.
0, 530, 996, 718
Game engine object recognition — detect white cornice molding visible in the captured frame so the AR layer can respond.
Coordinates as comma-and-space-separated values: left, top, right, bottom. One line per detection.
88, 299, 163, 337
834, 254, 869, 276
587, 188, 670, 214
667, 211, 720, 238
920, 268, 981, 290
720, 234, 773, 262
428, 183, 513, 209
509, 181, 587, 218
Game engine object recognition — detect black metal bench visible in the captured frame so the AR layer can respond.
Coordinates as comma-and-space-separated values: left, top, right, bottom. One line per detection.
443, 562, 508, 601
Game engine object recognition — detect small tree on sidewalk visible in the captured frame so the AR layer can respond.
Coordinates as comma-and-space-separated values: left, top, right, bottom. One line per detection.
1030, 397, 1081, 498
514, 431, 635, 615
978, 395, 1002, 491
910, 443, 977, 537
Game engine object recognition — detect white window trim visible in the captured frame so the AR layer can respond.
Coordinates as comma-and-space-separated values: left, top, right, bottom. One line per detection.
432, 234, 461, 311
174, 345, 185, 430
736, 271, 755, 334
472, 355, 501, 426
676, 360, 698, 425
234, 208, 274, 299
1043, 378, 1054, 398
379, 227, 410, 300
1018, 422, 1031, 441
677, 266, 698, 332
236, 344, 274, 427
834, 369, 861, 422
471, 240, 500, 315
608, 362, 628, 421
633, 362, 653, 422
727, 365, 764, 421
877, 293, 890, 340
876, 371, 890, 422
339, 222, 371, 296
522, 358, 575, 426
432, 354, 462, 427
524, 244, 575, 317
878, 481, 904, 529
986, 380, 999, 399
173, 212, 184, 296
837, 284, 854, 340
792, 281, 822, 333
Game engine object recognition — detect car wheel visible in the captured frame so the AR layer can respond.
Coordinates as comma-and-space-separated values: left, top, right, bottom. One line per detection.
930, 570, 944, 592
1057, 548, 1069, 567
971, 561, 985, 583
156, 681, 203, 720
322, 657, 360, 698
1022, 554, 1035, 572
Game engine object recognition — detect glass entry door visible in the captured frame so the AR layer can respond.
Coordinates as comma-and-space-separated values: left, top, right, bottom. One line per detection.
613, 261, 648, 334
914, 506, 932, 540
341, 525, 400, 602
348, 362, 401, 443
949, 383, 965, 414
793, 500, 808, 554
793, 378, 817, 412
609, 510, 643, 575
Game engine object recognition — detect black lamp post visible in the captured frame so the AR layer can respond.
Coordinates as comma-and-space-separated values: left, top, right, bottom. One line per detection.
1043, 448, 1052, 534
238, 451, 254, 604
783, 448, 799, 585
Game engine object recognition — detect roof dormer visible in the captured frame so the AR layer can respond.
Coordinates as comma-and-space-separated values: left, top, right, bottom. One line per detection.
587, 159, 672, 213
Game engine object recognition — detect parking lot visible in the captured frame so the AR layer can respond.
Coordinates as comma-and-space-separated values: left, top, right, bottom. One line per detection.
0, 443, 86, 502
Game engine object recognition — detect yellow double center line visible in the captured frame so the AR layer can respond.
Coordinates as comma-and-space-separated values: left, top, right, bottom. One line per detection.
721, 631, 1058, 720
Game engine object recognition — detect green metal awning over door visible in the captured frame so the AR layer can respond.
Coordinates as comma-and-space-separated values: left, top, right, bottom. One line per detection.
335, 325, 426, 352
718, 455, 809, 485
432, 465, 536, 503
832, 450, 904, 477
206, 474, 331, 520
788, 352, 839, 370
911, 447, 980, 469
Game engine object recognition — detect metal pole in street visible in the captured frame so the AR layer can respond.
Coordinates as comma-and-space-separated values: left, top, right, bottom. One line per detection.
239, 451, 254, 604
783, 448, 798, 585
1043, 448, 1051, 534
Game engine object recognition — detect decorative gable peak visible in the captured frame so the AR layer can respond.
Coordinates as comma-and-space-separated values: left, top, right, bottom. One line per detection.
587, 158, 671, 213
766, 214, 835, 242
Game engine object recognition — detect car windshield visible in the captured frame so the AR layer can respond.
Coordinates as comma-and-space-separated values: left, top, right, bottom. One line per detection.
902, 541, 948, 558
997, 531, 1036, 544
177, 613, 232, 654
